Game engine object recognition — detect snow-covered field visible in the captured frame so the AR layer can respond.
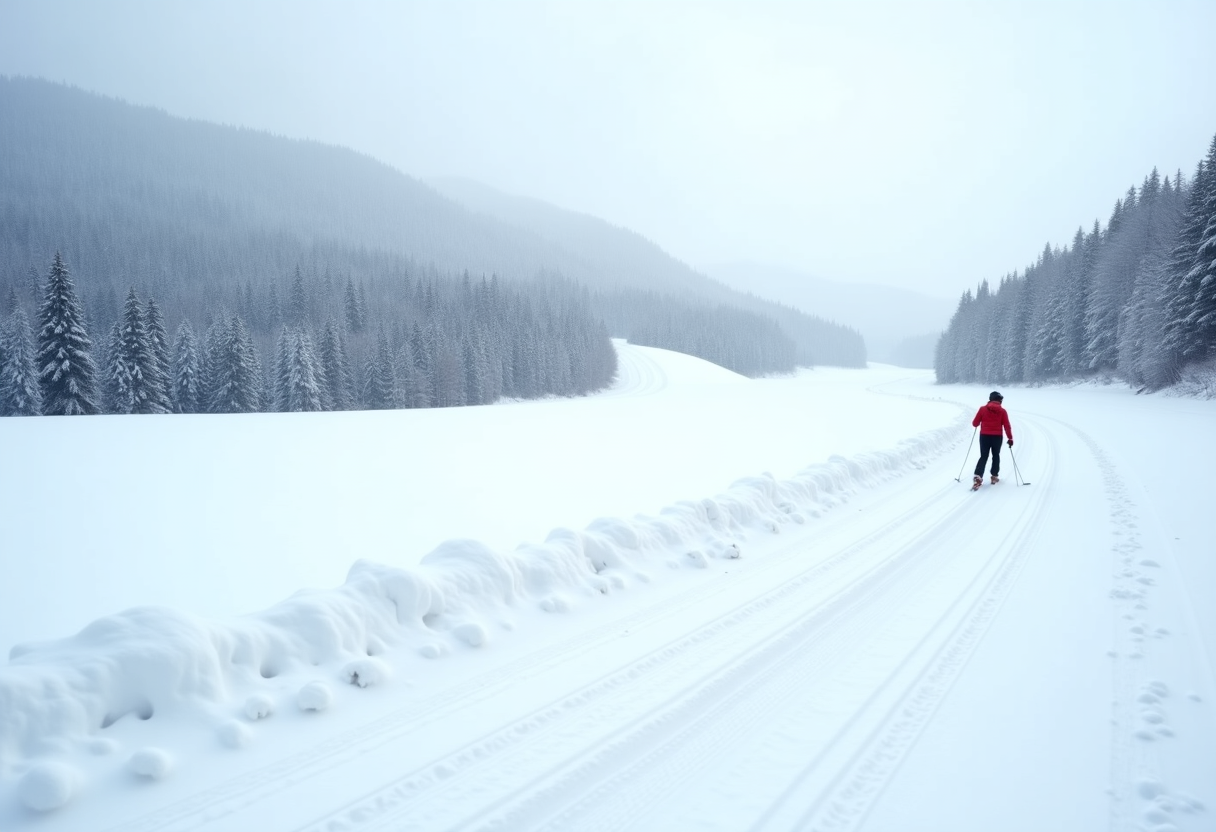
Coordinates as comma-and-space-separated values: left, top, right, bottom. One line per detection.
1, 341, 1212, 832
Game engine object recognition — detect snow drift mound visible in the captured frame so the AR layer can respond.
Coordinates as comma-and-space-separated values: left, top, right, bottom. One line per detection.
0, 419, 964, 812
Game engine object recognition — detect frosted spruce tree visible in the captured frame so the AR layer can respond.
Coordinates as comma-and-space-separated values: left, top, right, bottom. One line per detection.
144, 297, 173, 413
207, 314, 261, 413
108, 287, 170, 414
274, 328, 325, 412
170, 320, 202, 413
362, 330, 396, 410
36, 252, 99, 415
318, 320, 354, 410
0, 304, 43, 415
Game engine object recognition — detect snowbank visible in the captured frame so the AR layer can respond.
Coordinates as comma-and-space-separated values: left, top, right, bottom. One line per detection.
0, 419, 964, 812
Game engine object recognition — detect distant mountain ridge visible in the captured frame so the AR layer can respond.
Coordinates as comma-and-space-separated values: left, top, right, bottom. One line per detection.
430, 177, 944, 368
704, 262, 953, 368
428, 177, 867, 368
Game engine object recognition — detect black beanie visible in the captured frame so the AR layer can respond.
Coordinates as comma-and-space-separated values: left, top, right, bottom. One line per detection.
989, 391, 1003, 402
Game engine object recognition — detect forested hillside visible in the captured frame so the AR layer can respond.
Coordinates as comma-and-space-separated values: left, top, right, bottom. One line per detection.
935, 133, 1216, 391
428, 178, 867, 371
0, 77, 864, 418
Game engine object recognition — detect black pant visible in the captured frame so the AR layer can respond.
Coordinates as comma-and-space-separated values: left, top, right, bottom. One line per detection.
975, 434, 1003, 478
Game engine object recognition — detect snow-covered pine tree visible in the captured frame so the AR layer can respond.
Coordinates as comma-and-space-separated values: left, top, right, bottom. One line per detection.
99, 320, 122, 412
207, 314, 261, 413
343, 278, 364, 334
281, 329, 325, 412
1029, 245, 1067, 379
408, 323, 433, 407
36, 252, 99, 415
273, 327, 292, 410
318, 320, 354, 410
109, 287, 170, 414
265, 281, 283, 335
287, 266, 308, 330
361, 330, 395, 410
1061, 223, 1099, 375
0, 304, 43, 415
144, 296, 172, 412
170, 320, 202, 413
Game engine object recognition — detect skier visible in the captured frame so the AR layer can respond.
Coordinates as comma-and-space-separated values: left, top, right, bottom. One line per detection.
972, 391, 1013, 489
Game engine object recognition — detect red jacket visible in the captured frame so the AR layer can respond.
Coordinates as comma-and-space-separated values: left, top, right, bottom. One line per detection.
973, 401, 1013, 439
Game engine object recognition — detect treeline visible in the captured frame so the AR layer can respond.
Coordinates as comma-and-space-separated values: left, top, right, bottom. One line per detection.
936, 133, 1216, 390
594, 289, 866, 377
0, 254, 617, 416
1, 78, 864, 378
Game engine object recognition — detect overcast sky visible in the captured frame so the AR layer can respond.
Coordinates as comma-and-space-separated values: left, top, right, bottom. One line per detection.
2, 0, 1214, 299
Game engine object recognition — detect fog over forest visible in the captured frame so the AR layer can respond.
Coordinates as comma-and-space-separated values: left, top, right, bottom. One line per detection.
0, 78, 866, 418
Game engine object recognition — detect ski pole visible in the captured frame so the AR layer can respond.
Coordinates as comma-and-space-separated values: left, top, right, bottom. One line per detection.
955, 426, 977, 482
1010, 445, 1030, 486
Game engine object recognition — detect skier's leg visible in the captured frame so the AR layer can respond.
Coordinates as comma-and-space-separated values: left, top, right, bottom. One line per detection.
974, 439, 990, 478
991, 441, 1001, 477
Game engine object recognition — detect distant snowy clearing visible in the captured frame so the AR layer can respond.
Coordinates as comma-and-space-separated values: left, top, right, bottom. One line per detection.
0, 341, 1212, 832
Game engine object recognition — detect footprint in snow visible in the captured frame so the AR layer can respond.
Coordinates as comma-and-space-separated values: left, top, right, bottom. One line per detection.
1137, 778, 1164, 799
1144, 681, 1170, 697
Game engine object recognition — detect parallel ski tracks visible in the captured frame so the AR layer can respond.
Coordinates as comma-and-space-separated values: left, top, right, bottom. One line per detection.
517, 423, 1059, 832
292, 459, 1053, 831
108, 473, 962, 832
111, 441, 1042, 832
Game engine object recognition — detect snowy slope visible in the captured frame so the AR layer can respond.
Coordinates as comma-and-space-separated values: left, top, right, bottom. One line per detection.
0, 342, 1212, 832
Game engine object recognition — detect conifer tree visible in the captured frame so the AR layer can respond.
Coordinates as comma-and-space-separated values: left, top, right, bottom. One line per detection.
170, 320, 202, 413
109, 287, 169, 414
36, 252, 99, 415
343, 278, 365, 334
287, 266, 308, 329
318, 320, 354, 410
144, 296, 172, 412
362, 329, 395, 410
207, 314, 261, 413
278, 329, 325, 412
0, 304, 43, 416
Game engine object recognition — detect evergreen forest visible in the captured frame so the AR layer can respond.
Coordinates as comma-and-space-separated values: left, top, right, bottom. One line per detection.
0, 77, 866, 417
935, 133, 1216, 391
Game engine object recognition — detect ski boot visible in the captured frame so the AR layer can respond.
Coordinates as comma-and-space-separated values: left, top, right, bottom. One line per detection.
990, 475, 999, 485
972, 475, 982, 491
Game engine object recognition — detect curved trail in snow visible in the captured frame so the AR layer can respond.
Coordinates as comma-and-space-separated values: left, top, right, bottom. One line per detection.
98, 385, 1211, 832
598, 341, 669, 398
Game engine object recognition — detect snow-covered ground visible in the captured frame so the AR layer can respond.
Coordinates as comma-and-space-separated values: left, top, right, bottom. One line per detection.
0, 341, 1212, 832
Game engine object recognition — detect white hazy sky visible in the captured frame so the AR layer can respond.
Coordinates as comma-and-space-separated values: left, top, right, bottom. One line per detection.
1, 0, 1214, 299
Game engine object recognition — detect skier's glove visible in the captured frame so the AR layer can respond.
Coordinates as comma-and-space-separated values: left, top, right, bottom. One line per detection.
1007, 439, 1013, 447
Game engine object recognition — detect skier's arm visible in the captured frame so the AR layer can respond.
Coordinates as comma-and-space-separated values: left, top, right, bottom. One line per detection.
1004, 413, 1013, 444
